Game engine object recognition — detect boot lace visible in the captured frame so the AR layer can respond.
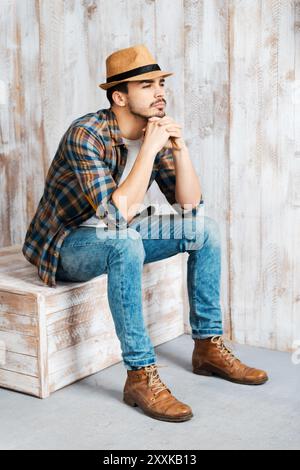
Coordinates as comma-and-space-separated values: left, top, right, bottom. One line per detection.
211, 336, 240, 366
144, 364, 169, 396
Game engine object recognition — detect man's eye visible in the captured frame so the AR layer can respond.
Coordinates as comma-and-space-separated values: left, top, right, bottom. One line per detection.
143, 84, 165, 88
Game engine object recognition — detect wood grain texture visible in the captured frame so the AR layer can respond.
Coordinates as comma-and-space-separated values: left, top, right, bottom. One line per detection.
182, 0, 231, 339
293, 0, 300, 351
0, 245, 184, 397
229, 0, 299, 351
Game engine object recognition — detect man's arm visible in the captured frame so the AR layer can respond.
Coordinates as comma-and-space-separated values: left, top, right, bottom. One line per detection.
155, 145, 203, 213
111, 142, 158, 224
173, 143, 202, 210
64, 126, 129, 229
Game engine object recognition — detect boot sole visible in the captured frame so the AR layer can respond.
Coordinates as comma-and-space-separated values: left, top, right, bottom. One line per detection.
123, 394, 193, 422
193, 368, 268, 385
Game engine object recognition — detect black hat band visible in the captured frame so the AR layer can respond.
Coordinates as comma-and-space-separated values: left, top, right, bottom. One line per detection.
107, 63, 161, 83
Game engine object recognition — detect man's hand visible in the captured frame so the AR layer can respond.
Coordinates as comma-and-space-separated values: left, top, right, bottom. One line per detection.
142, 116, 186, 151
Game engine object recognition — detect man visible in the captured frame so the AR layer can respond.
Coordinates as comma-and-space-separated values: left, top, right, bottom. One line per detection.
22, 44, 268, 423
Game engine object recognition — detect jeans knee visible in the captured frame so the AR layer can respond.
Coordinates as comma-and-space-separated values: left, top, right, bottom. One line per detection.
203, 216, 221, 245
114, 228, 146, 262
182, 215, 220, 251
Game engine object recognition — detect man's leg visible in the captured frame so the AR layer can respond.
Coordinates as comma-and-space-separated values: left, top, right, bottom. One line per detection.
56, 226, 157, 371
129, 212, 224, 339
57, 214, 224, 367
56, 224, 193, 422
131, 212, 268, 385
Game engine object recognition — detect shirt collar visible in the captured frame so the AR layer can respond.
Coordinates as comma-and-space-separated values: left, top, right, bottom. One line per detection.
106, 107, 125, 147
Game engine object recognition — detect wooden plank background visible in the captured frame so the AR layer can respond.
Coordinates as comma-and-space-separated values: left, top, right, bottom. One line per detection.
0, 0, 299, 352
229, 0, 299, 352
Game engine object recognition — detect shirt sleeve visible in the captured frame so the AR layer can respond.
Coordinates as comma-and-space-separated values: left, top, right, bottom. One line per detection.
155, 147, 204, 215
65, 125, 128, 230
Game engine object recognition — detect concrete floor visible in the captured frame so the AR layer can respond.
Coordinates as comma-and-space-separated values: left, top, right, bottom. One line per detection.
0, 334, 299, 450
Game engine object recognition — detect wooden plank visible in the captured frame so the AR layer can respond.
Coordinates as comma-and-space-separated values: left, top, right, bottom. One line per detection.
0, 245, 28, 267
230, 0, 266, 346
269, 0, 296, 351
0, 1, 45, 248
47, 296, 105, 331
0, 369, 40, 397
147, 308, 184, 346
0, 263, 35, 274
48, 335, 121, 376
45, 278, 106, 315
49, 337, 122, 394
295, 1, 300, 155
47, 316, 112, 356
0, 331, 37, 356
0, 276, 41, 294
0, 270, 95, 295
292, 0, 300, 349
36, 293, 49, 398
0, 311, 37, 336
0, 245, 22, 258
0, 290, 38, 317
0, 340, 5, 366
230, 0, 297, 352
183, 0, 231, 338
0, 351, 38, 377
142, 256, 182, 287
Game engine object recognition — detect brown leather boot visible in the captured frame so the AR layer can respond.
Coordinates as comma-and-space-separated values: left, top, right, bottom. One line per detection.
123, 364, 193, 422
192, 336, 268, 385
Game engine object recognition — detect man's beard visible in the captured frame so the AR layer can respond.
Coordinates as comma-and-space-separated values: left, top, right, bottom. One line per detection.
128, 102, 166, 120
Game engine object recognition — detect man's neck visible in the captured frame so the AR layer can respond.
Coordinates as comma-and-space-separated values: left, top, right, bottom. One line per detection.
111, 106, 147, 140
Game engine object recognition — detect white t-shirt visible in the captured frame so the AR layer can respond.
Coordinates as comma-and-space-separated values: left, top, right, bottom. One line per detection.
79, 136, 153, 227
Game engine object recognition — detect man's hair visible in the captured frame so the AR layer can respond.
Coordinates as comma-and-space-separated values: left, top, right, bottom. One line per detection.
106, 82, 129, 106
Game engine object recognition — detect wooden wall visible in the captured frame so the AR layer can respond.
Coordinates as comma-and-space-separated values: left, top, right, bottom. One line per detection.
0, 0, 299, 352
228, 0, 300, 352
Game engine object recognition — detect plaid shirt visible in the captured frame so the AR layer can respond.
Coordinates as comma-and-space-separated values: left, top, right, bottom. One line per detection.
22, 107, 203, 288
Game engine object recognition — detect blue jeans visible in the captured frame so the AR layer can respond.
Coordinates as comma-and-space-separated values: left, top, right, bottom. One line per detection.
56, 212, 223, 370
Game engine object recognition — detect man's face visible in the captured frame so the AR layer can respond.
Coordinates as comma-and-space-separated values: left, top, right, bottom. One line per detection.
124, 77, 167, 119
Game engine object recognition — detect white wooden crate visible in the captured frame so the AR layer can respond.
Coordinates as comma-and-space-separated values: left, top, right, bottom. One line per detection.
0, 245, 184, 398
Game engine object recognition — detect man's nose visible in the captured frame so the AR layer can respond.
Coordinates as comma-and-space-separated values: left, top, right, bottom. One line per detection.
154, 90, 165, 100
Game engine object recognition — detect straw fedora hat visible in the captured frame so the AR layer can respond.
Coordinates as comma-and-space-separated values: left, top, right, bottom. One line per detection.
98, 44, 174, 90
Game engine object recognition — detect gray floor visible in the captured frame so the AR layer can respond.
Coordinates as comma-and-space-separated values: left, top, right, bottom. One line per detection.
0, 334, 299, 450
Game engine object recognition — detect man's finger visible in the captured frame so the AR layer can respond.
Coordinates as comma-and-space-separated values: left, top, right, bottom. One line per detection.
157, 123, 182, 129
148, 116, 161, 121
157, 118, 180, 126
148, 116, 172, 122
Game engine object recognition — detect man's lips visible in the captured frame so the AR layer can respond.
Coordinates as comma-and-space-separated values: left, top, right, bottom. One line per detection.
153, 102, 165, 107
